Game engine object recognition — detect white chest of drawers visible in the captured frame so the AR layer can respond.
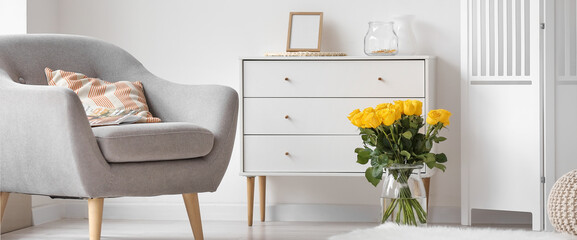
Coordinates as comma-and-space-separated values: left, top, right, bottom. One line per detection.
240, 56, 435, 225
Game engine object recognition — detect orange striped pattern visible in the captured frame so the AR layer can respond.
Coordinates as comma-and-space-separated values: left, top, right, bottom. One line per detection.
45, 68, 161, 123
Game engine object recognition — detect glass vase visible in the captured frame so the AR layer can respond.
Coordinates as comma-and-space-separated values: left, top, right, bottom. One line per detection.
381, 164, 427, 226
364, 21, 398, 56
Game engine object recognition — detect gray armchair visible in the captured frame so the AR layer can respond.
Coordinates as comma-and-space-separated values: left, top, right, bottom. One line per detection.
0, 34, 238, 240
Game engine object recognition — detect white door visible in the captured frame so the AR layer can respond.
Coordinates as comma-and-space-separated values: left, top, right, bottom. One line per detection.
461, 0, 543, 230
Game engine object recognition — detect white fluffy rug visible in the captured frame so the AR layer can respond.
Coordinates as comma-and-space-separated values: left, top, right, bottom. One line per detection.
329, 223, 577, 240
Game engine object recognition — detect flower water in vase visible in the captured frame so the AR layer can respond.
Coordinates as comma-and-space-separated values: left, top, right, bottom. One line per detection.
348, 100, 451, 226
381, 164, 427, 225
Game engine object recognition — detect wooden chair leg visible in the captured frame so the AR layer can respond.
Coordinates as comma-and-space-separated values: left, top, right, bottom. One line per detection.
88, 198, 104, 240
258, 176, 266, 222
0, 192, 9, 223
247, 176, 255, 226
183, 193, 204, 240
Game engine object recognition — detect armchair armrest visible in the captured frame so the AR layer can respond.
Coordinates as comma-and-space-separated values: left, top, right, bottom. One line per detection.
132, 73, 239, 189
138, 74, 239, 138
0, 79, 109, 197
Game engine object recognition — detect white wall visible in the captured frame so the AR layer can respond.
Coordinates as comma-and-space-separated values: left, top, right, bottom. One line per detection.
26, 0, 461, 223
1, 0, 34, 234
0, 0, 26, 34
26, 0, 58, 34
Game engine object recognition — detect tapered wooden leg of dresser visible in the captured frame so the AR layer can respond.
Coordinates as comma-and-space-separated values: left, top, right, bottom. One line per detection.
247, 176, 255, 226
258, 176, 266, 222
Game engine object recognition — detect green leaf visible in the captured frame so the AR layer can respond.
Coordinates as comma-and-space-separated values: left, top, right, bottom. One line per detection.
415, 154, 426, 161
402, 131, 413, 139
400, 150, 411, 159
369, 136, 377, 146
425, 160, 435, 169
434, 136, 447, 143
425, 140, 432, 150
435, 153, 448, 163
400, 117, 410, 128
365, 167, 381, 186
426, 153, 436, 163
372, 166, 383, 180
370, 157, 379, 167
413, 134, 426, 154
379, 153, 389, 161
400, 136, 412, 150
356, 148, 372, 165
434, 163, 447, 172
375, 153, 388, 166
359, 128, 375, 135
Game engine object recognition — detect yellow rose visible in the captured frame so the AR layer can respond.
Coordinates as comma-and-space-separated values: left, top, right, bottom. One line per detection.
403, 100, 423, 116
376, 103, 392, 110
403, 100, 414, 115
437, 109, 451, 126
427, 109, 451, 126
362, 111, 381, 128
414, 100, 423, 116
378, 108, 399, 126
351, 113, 364, 127
427, 109, 441, 125
348, 109, 361, 127
348, 109, 360, 121
393, 100, 404, 115
357, 107, 377, 128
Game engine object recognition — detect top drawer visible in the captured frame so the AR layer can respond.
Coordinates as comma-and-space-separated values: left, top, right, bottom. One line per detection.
243, 60, 425, 98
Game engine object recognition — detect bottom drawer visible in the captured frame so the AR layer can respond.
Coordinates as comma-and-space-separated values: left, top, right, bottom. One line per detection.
243, 135, 367, 174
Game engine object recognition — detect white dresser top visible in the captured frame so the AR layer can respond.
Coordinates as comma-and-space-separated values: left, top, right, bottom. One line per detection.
241, 55, 435, 61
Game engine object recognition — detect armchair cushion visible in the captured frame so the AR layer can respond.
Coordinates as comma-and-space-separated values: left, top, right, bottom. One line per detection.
92, 122, 214, 163
45, 68, 161, 124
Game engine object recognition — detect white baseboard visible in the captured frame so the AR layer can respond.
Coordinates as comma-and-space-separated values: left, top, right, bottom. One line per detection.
31, 202, 526, 226
31, 204, 65, 226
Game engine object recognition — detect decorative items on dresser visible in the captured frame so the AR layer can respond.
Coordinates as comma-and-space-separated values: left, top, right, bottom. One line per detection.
240, 56, 436, 226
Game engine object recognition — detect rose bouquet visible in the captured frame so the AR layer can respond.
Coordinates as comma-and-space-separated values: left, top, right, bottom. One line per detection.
347, 100, 451, 225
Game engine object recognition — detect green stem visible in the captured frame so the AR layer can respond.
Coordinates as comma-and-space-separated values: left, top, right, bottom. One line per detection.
381, 169, 428, 226
379, 126, 402, 162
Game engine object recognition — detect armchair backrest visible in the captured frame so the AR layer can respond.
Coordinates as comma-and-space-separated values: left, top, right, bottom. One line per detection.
0, 34, 145, 86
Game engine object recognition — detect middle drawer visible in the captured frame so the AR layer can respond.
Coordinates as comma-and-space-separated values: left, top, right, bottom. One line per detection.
243, 98, 422, 134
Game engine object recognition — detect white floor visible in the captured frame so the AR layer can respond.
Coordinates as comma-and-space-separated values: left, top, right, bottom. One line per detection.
1, 220, 379, 240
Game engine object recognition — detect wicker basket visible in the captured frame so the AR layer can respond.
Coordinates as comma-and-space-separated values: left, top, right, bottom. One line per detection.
548, 169, 577, 235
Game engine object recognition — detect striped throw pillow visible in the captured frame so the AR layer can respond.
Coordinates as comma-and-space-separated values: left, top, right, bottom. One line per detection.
45, 68, 161, 124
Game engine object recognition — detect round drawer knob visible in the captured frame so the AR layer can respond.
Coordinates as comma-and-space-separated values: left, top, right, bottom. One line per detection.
284, 115, 290, 119
284, 77, 290, 81
285, 152, 290, 156
378, 77, 384, 81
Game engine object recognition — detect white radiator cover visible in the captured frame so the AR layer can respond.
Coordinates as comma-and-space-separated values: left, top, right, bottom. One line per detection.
461, 0, 543, 231
462, 0, 577, 231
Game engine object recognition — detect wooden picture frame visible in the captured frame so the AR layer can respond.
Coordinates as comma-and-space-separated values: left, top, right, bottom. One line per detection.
286, 12, 323, 52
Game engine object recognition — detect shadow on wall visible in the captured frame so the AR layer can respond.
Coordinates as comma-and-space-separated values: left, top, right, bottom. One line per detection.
321, 20, 345, 52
